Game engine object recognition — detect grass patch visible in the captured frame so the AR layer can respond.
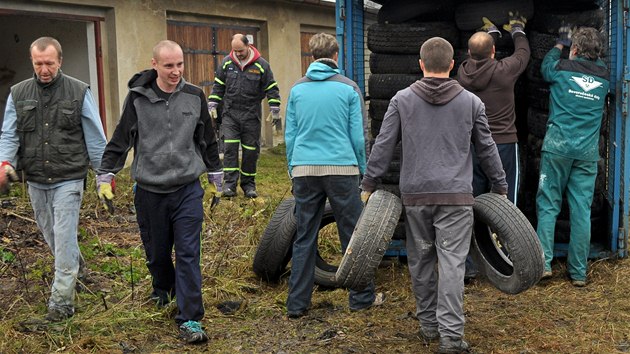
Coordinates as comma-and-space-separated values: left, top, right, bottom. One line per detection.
1, 149, 630, 353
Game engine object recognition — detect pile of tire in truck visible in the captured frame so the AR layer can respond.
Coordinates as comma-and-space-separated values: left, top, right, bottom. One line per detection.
253, 0, 609, 294
368, 0, 609, 248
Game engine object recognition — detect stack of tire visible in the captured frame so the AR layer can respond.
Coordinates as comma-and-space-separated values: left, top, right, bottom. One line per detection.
523, 0, 608, 243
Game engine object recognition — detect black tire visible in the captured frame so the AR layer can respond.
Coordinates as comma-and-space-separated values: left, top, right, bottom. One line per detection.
370, 119, 382, 140
368, 22, 459, 54
369, 53, 421, 75
335, 190, 403, 289
472, 193, 545, 294
369, 99, 391, 123
529, 31, 570, 60
369, 74, 421, 100
312, 204, 341, 288
527, 81, 551, 111
531, 8, 605, 34
252, 198, 296, 282
377, 0, 455, 24
527, 107, 549, 139
459, 30, 516, 51
454, 0, 534, 31
526, 58, 543, 82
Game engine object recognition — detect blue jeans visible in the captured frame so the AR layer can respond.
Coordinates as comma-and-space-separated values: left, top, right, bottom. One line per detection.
28, 180, 84, 315
287, 175, 375, 315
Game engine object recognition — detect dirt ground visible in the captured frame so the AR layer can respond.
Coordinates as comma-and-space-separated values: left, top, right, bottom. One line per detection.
1, 151, 630, 353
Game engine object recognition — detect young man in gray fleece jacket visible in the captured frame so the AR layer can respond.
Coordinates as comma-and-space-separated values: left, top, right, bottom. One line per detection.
96, 40, 223, 344
361, 37, 507, 354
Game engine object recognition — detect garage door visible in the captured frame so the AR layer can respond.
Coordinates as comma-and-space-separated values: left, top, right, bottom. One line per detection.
167, 21, 259, 99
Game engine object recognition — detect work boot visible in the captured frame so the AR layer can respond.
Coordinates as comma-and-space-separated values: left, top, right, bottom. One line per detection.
419, 326, 439, 342
45, 307, 73, 322
438, 336, 470, 353
222, 188, 236, 198
244, 189, 258, 198
179, 320, 209, 344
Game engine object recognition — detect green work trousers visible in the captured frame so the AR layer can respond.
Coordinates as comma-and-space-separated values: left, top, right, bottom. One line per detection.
536, 151, 597, 281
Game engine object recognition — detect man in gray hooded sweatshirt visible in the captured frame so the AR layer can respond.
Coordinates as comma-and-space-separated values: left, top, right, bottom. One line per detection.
361, 37, 507, 353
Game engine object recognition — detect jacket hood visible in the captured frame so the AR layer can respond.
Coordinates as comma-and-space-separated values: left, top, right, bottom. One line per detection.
128, 69, 157, 89
127, 69, 186, 99
305, 59, 340, 81
457, 57, 496, 91
229, 45, 262, 68
410, 77, 463, 105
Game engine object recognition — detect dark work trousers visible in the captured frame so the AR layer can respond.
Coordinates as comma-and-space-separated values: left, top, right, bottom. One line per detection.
287, 175, 375, 315
466, 142, 518, 278
222, 111, 261, 193
135, 180, 205, 323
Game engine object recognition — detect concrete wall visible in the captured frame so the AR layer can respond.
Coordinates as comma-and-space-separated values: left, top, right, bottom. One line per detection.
0, 0, 335, 143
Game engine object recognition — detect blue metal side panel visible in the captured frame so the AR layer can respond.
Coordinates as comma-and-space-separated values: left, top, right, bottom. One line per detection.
620, 0, 630, 257
609, 0, 621, 255
336, 1, 346, 76
351, 0, 365, 94
336, 0, 365, 95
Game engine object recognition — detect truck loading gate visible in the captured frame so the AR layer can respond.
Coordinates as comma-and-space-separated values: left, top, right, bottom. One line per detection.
336, 0, 630, 259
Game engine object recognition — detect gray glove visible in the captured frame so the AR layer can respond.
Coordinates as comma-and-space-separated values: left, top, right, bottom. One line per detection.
208, 101, 218, 119
207, 171, 223, 209
480, 17, 501, 38
556, 24, 573, 47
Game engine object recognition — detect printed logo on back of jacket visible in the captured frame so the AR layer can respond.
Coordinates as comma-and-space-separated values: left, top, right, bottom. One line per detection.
569, 75, 604, 101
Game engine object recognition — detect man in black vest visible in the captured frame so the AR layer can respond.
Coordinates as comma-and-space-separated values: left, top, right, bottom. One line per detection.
0, 37, 107, 321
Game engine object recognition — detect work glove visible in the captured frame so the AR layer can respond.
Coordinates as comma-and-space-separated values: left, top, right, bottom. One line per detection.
503, 11, 526, 37
268, 107, 281, 129
207, 171, 223, 209
556, 23, 573, 47
0, 161, 19, 195
480, 17, 501, 37
96, 173, 116, 213
360, 190, 372, 204
208, 101, 218, 120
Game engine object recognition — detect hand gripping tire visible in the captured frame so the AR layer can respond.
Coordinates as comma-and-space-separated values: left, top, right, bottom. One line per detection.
334, 190, 403, 289
472, 193, 545, 294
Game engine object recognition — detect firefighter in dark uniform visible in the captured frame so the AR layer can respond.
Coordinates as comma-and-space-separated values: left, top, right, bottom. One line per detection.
208, 34, 281, 198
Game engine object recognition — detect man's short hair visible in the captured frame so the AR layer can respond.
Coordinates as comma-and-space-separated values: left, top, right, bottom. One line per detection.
309, 33, 339, 60
152, 40, 182, 60
30, 37, 63, 60
467, 32, 493, 60
420, 37, 453, 73
572, 27, 603, 60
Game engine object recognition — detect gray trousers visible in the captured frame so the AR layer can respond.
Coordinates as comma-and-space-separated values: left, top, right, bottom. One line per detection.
405, 204, 473, 338
28, 180, 84, 315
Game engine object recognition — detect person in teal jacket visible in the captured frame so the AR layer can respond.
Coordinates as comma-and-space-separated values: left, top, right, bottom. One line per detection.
537, 26, 609, 287
284, 33, 380, 318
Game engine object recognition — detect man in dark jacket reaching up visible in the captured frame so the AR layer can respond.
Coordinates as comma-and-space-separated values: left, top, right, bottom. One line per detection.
457, 12, 530, 281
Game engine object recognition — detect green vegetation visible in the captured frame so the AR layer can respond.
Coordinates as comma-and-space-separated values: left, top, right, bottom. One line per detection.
1, 148, 630, 353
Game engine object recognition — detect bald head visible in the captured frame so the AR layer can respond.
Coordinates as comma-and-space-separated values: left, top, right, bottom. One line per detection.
152, 40, 182, 61
231, 33, 251, 60
468, 32, 494, 60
